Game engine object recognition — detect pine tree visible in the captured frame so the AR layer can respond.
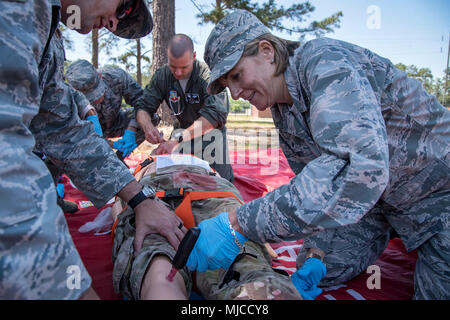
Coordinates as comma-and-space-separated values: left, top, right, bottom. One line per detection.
152, 0, 175, 125
113, 39, 152, 86
194, 0, 343, 39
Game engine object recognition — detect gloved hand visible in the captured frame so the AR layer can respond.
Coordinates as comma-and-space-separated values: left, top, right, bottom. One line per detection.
86, 115, 103, 136
291, 257, 327, 300
56, 183, 65, 198
113, 129, 137, 158
186, 212, 248, 272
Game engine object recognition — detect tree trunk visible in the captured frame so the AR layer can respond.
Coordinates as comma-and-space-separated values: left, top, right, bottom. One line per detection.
91, 28, 99, 68
152, 0, 175, 125
136, 39, 142, 85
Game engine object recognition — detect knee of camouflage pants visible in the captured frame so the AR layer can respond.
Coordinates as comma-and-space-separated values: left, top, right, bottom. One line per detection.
413, 227, 450, 300
112, 207, 192, 299
297, 208, 391, 287
196, 241, 302, 300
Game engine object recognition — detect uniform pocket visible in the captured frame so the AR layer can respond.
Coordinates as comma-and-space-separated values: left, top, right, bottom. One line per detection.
112, 237, 134, 296
0, 210, 37, 229
0, 157, 53, 228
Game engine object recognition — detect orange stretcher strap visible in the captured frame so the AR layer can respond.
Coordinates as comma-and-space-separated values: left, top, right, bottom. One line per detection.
173, 190, 244, 229
111, 202, 128, 240
132, 156, 155, 176
155, 188, 185, 199
111, 189, 243, 239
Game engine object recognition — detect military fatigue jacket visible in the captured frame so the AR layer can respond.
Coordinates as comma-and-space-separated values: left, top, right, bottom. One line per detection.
7, 0, 134, 208
51, 28, 93, 120
136, 59, 234, 181
93, 66, 143, 137
237, 38, 449, 251
136, 59, 229, 130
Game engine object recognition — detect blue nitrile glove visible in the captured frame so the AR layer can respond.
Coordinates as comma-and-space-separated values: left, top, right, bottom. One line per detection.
186, 212, 248, 272
113, 129, 137, 158
291, 257, 327, 300
86, 115, 103, 136
56, 183, 65, 198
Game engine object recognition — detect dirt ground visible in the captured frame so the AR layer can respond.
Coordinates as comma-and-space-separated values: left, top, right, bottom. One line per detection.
133, 125, 173, 155
132, 124, 279, 158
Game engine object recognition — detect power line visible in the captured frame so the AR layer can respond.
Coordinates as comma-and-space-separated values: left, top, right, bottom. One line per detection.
444, 32, 449, 106
190, 0, 205, 15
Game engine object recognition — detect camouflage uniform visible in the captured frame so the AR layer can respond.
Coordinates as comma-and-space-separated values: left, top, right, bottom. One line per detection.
204, 10, 450, 299
66, 60, 145, 144
136, 60, 234, 182
0, 0, 151, 299
51, 28, 93, 120
112, 162, 301, 300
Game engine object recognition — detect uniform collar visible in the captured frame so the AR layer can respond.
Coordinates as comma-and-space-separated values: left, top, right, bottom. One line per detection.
186, 59, 199, 84
284, 61, 307, 114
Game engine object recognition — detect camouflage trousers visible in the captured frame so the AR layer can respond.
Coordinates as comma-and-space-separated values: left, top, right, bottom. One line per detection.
297, 193, 450, 300
112, 164, 300, 300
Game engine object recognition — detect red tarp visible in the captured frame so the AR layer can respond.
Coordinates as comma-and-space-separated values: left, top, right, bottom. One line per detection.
63, 148, 417, 300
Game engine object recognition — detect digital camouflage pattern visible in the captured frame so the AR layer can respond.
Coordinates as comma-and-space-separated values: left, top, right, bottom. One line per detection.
205, 10, 450, 299
0, 0, 138, 299
50, 30, 94, 120
204, 9, 270, 95
66, 59, 107, 102
112, 164, 301, 300
136, 59, 234, 181
0, 0, 89, 299
66, 61, 145, 143
70, 86, 94, 119
113, 0, 153, 39
30, 56, 134, 208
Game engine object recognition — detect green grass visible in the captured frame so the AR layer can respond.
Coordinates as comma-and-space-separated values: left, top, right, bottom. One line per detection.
227, 114, 274, 129
228, 114, 273, 122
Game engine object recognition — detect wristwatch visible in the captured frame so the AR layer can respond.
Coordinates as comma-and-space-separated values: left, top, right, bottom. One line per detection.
128, 185, 156, 210
172, 131, 183, 143
306, 252, 324, 262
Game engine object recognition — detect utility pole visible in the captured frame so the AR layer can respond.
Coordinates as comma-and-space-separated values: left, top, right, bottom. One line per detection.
91, 29, 99, 69
445, 32, 449, 106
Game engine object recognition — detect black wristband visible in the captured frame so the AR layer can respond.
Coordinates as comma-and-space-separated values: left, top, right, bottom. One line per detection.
128, 185, 155, 210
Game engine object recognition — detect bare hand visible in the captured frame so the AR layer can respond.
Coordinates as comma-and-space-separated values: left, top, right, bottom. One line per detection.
151, 140, 178, 155
145, 127, 165, 144
137, 110, 165, 145
133, 198, 187, 252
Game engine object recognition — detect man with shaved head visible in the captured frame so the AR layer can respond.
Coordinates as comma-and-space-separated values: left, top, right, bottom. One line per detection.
136, 34, 234, 182
168, 34, 195, 59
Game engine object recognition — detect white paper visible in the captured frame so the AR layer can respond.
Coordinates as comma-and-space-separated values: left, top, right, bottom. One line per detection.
155, 154, 212, 172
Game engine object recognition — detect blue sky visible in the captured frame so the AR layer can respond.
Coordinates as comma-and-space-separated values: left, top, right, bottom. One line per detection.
65, 0, 450, 79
